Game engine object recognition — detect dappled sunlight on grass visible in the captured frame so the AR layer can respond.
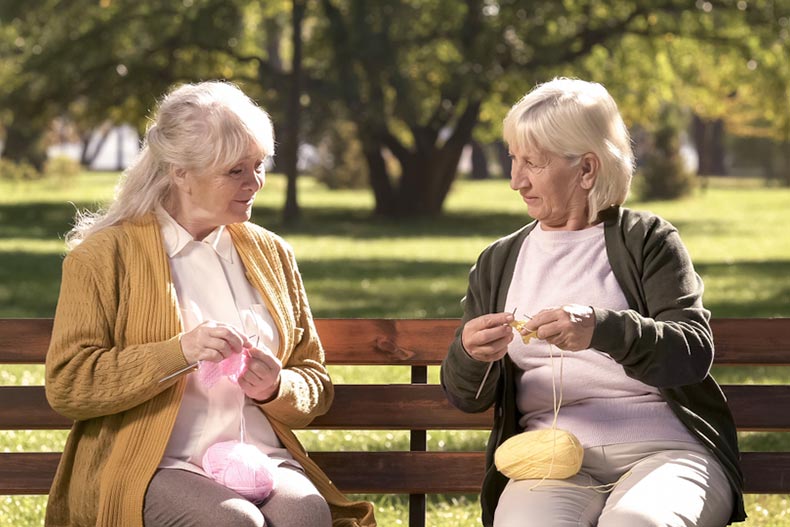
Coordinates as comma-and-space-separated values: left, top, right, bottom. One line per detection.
0, 430, 68, 453
744, 495, 790, 527
0, 365, 44, 386
712, 365, 790, 385
1, 495, 48, 527
739, 432, 790, 452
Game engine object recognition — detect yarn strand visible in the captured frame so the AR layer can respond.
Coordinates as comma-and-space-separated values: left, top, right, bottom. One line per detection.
529, 342, 566, 490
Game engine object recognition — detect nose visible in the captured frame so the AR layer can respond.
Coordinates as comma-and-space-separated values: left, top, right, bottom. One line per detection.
246, 168, 264, 192
509, 162, 530, 191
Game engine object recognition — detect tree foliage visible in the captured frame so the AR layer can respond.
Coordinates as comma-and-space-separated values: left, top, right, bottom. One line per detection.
2, 0, 789, 214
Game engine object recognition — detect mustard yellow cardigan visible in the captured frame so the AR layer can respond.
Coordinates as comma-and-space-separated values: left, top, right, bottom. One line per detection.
44, 213, 375, 527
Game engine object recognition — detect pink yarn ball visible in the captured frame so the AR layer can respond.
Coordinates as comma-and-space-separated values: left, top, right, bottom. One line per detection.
202, 440, 277, 503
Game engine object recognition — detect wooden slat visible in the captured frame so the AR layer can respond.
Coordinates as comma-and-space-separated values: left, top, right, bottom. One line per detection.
0, 386, 71, 430
724, 385, 790, 431
315, 319, 458, 365
2, 318, 790, 365
311, 384, 493, 429
0, 384, 494, 431
713, 318, 790, 364
0, 319, 52, 364
2, 451, 789, 495
313, 451, 485, 493
0, 451, 485, 495
741, 452, 790, 494
4, 384, 790, 432
0, 452, 60, 494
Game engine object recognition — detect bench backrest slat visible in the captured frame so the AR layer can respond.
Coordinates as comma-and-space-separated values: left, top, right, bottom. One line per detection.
2, 318, 790, 365
4, 384, 790, 432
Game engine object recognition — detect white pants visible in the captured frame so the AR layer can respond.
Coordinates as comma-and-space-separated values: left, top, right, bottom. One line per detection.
494, 440, 734, 527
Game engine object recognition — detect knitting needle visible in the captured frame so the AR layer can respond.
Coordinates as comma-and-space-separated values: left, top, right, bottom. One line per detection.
475, 310, 530, 399
474, 362, 494, 400
158, 362, 199, 384
157, 333, 258, 384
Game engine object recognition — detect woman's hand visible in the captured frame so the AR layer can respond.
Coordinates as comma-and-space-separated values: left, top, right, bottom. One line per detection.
239, 345, 282, 403
179, 321, 248, 364
461, 312, 515, 362
528, 304, 595, 351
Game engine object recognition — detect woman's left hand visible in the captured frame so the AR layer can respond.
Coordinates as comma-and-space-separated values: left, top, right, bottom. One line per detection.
238, 345, 283, 403
528, 304, 595, 351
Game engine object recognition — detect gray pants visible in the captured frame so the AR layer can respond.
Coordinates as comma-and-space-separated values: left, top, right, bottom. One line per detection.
143, 465, 332, 527
494, 440, 734, 527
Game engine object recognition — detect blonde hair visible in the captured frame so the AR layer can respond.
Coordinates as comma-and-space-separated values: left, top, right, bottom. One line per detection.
502, 77, 634, 224
66, 81, 274, 248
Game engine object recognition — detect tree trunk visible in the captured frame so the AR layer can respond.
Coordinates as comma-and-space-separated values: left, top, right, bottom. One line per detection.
394, 148, 466, 216
469, 140, 489, 180
80, 125, 112, 167
282, 0, 305, 224
116, 126, 125, 171
362, 137, 397, 216
692, 115, 727, 176
366, 100, 481, 217
494, 140, 511, 179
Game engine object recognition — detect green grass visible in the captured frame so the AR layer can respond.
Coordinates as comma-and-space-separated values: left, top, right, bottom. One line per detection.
1, 172, 789, 525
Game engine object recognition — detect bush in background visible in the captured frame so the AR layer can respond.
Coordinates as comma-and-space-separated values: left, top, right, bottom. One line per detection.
635, 105, 697, 200
44, 155, 82, 182
310, 120, 369, 189
0, 158, 41, 181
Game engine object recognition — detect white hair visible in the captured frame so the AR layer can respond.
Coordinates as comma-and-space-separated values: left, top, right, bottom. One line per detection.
66, 81, 274, 248
502, 77, 634, 223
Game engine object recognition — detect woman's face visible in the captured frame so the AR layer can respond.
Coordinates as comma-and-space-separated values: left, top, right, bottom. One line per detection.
508, 146, 593, 231
170, 145, 266, 240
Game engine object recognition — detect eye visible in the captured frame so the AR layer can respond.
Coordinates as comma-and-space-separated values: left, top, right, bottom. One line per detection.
228, 167, 243, 177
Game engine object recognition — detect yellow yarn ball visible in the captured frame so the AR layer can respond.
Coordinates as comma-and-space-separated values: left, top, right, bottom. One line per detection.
494, 429, 583, 480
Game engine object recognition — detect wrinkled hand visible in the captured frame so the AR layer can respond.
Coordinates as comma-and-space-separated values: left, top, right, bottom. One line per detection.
239, 344, 282, 403
461, 312, 515, 363
180, 321, 249, 364
528, 304, 595, 351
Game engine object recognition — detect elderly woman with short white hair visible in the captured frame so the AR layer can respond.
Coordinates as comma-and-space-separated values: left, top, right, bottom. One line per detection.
441, 78, 745, 527
45, 81, 375, 527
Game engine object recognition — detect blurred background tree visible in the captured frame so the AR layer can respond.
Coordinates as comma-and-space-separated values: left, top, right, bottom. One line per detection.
1, 0, 788, 214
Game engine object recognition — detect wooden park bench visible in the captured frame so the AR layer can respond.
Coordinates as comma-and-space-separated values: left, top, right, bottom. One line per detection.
1, 317, 790, 526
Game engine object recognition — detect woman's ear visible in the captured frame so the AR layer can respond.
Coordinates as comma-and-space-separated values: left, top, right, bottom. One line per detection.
579, 153, 599, 190
171, 167, 191, 194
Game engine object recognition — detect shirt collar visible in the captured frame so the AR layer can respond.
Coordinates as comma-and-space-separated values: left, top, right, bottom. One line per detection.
156, 208, 234, 263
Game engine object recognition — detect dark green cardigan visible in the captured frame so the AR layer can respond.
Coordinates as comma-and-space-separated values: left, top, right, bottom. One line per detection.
440, 206, 745, 525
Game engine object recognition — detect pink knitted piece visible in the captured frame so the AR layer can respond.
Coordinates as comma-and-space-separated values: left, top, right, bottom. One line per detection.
198, 349, 251, 387
202, 440, 277, 502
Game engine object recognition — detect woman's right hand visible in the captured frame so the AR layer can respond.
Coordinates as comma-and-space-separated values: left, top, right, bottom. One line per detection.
461, 312, 515, 363
179, 321, 249, 365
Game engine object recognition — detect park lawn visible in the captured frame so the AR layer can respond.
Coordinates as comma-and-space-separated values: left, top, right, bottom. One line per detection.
1, 172, 789, 526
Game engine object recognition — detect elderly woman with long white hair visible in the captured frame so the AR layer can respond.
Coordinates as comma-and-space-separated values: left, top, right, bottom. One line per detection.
441, 78, 745, 527
45, 81, 375, 527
